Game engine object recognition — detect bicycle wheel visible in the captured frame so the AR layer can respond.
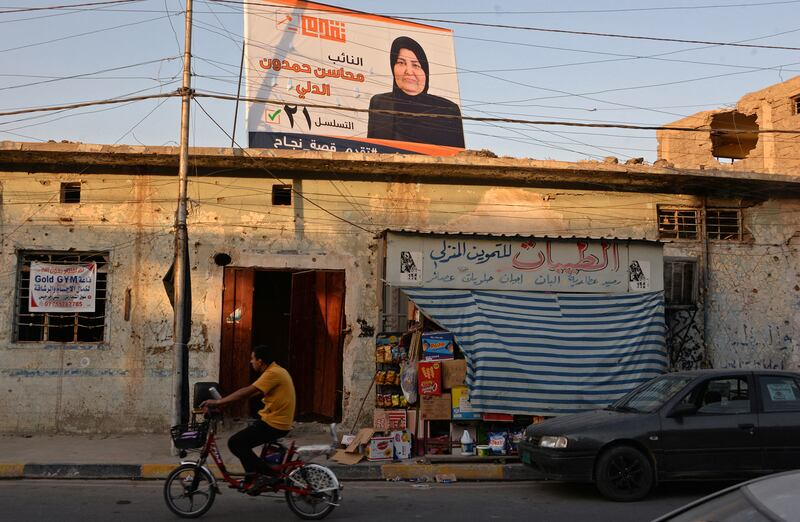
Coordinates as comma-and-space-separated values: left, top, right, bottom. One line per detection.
163, 463, 216, 518
284, 464, 340, 520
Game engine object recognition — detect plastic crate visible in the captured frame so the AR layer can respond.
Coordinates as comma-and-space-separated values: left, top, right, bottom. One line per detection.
170, 422, 209, 449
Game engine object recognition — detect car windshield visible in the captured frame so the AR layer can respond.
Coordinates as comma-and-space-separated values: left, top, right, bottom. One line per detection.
609, 374, 694, 413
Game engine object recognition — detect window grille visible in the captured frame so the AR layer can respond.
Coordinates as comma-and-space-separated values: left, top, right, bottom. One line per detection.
664, 259, 697, 308
794, 95, 800, 115
272, 184, 292, 206
706, 209, 741, 240
60, 182, 81, 203
14, 251, 108, 343
658, 207, 699, 240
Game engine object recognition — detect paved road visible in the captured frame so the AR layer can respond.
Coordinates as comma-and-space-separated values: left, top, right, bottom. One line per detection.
0, 479, 727, 521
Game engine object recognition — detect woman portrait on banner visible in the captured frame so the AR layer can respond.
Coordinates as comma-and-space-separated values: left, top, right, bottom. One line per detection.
367, 36, 465, 148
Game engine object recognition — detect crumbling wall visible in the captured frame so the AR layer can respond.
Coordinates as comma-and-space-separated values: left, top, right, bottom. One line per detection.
658, 75, 800, 175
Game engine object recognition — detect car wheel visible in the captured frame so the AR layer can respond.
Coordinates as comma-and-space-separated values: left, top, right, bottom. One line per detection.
595, 445, 654, 501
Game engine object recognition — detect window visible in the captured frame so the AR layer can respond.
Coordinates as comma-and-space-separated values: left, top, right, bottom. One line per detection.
15, 251, 108, 343
60, 182, 81, 203
794, 95, 800, 115
664, 259, 697, 308
658, 207, 699, 239
677, 376, 751, 415
706, 208, 741, 240
271, 184, 292, 205
759, 375, 800, 413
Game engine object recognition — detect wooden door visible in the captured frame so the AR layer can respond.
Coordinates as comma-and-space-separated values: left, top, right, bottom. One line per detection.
288, 270, 345, 420
219, 267, 255, 418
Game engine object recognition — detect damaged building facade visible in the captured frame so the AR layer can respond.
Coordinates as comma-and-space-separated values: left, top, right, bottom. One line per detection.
0, 80, 799, 433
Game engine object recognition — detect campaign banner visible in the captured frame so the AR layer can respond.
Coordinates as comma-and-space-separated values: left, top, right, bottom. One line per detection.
29, 262, 97, 313
244, 0, 464, 155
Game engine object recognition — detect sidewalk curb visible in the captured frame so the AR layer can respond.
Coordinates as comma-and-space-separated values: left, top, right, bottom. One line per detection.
0, 462, 541, 481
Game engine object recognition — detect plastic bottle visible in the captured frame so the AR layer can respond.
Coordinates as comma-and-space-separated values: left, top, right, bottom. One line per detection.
460, 429, 475, 455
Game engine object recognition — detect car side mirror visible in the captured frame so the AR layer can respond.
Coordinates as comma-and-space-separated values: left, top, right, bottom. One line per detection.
667, 403, 697, 418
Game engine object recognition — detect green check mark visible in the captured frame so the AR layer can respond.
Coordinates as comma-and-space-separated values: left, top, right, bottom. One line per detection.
267, 108, 282, 121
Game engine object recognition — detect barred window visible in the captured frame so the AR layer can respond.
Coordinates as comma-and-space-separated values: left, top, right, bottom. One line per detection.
272, 184, 292, 205
15, 251, 108, 343
706, 208, 741, 240
664, 259, 697, 308
658, 207, 700, 240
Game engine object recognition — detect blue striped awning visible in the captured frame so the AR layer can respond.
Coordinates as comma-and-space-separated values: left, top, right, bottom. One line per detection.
404, 289, 667, 416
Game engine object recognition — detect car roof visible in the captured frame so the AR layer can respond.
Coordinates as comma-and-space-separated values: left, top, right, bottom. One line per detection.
652, 470, 800, 521
664, 369, 800, 378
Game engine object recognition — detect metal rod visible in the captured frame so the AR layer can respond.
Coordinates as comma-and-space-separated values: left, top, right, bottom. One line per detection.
231, 42, 245, 148
173, 0, 194, 429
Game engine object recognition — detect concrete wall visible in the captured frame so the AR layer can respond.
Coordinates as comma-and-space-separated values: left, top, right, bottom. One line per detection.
1, 169, 798, 433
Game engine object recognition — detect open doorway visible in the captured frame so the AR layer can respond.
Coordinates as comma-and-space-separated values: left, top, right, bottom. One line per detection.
219, 268, 345, 421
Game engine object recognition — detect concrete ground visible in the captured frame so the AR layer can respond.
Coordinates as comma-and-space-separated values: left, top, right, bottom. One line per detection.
0, 422, 539, 482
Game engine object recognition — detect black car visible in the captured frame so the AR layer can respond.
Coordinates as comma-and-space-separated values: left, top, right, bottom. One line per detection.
518, 369, 800, 501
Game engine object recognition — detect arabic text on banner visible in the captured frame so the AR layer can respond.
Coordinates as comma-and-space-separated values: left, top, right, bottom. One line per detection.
29, 262, 97, 313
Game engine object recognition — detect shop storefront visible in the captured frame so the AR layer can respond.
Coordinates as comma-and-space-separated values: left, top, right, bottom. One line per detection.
340, 231, 667, 463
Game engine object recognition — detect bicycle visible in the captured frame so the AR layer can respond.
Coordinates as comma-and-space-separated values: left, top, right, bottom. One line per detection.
164, 410, 342, 520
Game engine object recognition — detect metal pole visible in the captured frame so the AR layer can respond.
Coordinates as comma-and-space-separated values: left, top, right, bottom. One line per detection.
231, 42, 245, 148
173, 0, 193, 428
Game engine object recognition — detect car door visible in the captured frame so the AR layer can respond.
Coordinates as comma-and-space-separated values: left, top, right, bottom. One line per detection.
756, 374, 800, 471
659, 373, 762, 477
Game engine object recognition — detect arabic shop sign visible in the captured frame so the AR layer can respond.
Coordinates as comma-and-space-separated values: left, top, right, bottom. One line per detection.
385, 232, 663, 293
29, 262, 97, 312
245, 0, 463, 155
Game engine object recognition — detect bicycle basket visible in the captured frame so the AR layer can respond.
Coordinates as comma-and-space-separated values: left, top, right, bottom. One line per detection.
170, 422, 209, 449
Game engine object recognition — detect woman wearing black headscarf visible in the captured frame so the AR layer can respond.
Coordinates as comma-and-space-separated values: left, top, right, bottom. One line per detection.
367, 36, 465, 148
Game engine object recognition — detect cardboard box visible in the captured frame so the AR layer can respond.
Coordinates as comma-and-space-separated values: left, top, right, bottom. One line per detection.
374, 408, 407, 431
418, 360, 442, 396
332, 427, 374, 465
365, 436, 394, 461
422, 332, 455, 360
451, 386, 481, 420
420, 393, 452, 420
442, 359, 467, 389
390, 430, 413, 460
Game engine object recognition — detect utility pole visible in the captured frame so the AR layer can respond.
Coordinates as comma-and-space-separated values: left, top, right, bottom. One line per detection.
173, 0, 194, 428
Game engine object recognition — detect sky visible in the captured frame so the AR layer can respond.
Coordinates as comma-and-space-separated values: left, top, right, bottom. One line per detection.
0, 0, 798, 162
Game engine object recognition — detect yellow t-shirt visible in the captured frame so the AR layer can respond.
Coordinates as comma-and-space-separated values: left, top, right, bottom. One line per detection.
252, 363, 296, 431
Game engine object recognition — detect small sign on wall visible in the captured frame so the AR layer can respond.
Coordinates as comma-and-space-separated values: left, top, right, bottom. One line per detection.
398, 250, 422, 284
29, 262, 97, 312
629, 260, 651, 292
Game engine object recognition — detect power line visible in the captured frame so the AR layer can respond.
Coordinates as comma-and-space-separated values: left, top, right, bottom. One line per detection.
193, 91, 800, 135
0, 0, 142, 14
0, 92, 177, 117
208, 0, 800, 51
193, 97, 376, 234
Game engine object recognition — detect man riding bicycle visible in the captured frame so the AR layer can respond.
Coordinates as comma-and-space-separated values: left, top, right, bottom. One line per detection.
201, 344, 296, 494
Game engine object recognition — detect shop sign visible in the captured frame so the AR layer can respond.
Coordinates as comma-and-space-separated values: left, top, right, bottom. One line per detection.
385, 232, 663, 293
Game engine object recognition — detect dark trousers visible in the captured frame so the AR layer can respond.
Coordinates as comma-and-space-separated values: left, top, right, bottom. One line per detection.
228, 421, 289, 475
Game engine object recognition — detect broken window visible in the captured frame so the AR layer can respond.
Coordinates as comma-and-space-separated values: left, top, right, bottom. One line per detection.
706, 208, 741, 241
664, 259, 698, 308
710, 111, 758, 161
272, 184, 292, 206
60, 182, 81, 203
658, 207, 700, 240
14, 251, 108, 343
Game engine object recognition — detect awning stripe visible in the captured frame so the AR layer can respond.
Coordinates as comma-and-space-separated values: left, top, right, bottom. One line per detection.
404, 289, 667, 416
